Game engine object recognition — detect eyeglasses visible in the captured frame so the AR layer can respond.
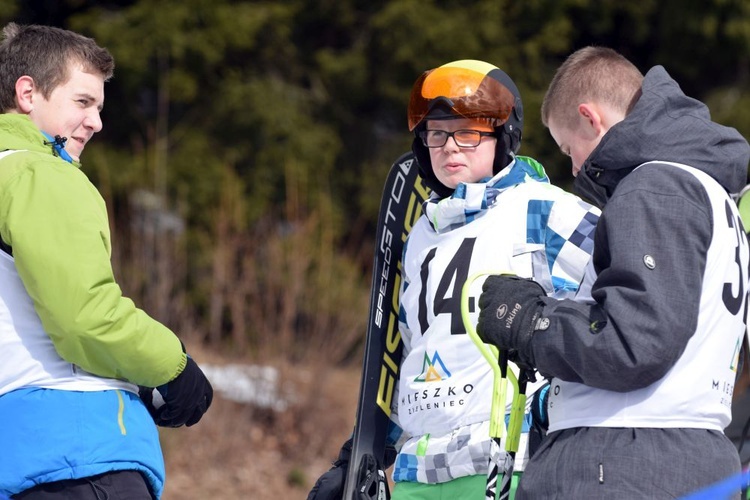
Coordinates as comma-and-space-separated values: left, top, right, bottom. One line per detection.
418, 129, 496, 148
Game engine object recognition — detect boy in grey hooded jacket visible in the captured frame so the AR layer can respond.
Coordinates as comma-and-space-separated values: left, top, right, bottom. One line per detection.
476, 46, 750, 498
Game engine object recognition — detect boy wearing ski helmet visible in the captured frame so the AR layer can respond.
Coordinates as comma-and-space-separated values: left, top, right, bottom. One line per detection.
476, 46, 750, 498
310, 59, 599, 499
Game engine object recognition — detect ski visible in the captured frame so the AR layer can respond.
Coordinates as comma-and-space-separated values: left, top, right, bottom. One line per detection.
342, 151, 429, 500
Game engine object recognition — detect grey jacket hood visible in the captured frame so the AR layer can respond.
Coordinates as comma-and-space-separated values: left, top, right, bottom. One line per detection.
575, 65, 750, 208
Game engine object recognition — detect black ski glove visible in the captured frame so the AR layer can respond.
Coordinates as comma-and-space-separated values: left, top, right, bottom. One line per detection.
307, 438, 352, 500
477, 275, 548, 369
155, 351, 214, 427
307, 438, 397, 500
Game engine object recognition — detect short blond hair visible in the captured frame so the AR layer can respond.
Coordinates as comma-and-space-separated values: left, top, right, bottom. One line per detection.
541, 46, 643, 130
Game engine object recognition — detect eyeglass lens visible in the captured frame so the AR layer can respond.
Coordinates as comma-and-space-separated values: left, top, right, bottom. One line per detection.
421, 129, 486, 148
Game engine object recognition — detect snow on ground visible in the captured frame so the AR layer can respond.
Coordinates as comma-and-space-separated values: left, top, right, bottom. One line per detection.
200, 363, 292, 411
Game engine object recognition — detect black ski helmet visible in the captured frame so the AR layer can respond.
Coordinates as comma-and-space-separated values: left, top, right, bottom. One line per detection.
407, 60, 524, 198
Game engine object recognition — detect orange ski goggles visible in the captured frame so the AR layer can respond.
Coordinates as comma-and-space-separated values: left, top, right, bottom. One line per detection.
407, 61, 516, 131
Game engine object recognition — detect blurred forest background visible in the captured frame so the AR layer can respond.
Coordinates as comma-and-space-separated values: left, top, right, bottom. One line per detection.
3, 0, 750, 498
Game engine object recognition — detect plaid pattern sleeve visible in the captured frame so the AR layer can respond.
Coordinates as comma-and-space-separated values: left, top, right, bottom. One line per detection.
527, 197, 600, 299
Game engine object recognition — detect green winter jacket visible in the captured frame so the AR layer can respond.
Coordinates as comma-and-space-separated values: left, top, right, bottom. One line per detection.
0, 113, 185, 387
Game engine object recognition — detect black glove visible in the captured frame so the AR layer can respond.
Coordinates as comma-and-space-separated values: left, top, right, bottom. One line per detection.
476, 275, 547, 368
155, 354, 213, 427
307, 439, 397, 500
308, 438, 352, 500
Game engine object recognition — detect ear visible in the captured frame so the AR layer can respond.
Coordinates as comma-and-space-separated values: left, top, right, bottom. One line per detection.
577, 103, 606, 138
15, 76, 36, 113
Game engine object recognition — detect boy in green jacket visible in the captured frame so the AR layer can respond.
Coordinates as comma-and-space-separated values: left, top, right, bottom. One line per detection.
0, 23, 212, 500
